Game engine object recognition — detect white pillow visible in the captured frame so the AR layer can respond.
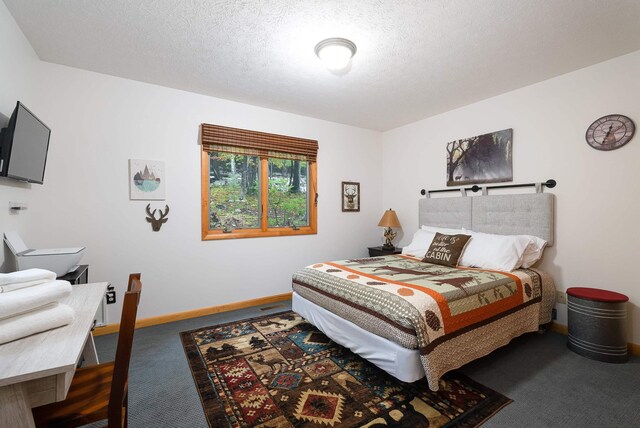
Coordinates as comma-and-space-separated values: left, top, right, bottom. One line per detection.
401, 229, 435, 257
520, 236, 547, 268
459, 230, 531, 272
413, 227, 469, 259
409, 226, 547, 270
404, 226, 466, 257
421, 225, 465, 235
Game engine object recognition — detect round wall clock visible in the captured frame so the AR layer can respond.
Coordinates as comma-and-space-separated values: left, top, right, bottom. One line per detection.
585, 114, 635, 151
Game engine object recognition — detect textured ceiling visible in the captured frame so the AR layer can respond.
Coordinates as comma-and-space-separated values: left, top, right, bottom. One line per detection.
5, 0, 640, 131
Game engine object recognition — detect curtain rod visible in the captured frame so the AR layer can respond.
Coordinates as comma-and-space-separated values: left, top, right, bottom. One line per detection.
420, 179, 556, 196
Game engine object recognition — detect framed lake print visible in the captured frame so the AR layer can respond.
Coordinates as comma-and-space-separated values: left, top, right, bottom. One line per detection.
129, 159, 165, 200
446, 128, 513, 186
342, 181, 360, 212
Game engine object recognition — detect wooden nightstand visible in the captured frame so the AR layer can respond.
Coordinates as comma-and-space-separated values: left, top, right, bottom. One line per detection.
368, 246, 403, 257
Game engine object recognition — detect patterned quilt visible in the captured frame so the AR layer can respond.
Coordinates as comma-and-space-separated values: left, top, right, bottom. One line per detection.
292, 254, 554, 391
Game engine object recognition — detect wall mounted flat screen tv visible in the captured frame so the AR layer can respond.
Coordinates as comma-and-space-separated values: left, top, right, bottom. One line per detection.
0, 101, 51, 184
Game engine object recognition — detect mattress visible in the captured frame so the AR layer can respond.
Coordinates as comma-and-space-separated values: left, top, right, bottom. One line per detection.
292, 291, 425, 383
292, 254, 556, 391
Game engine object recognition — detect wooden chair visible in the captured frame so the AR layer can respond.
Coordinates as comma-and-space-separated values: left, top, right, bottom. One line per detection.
127, 273, 141, 291
32, 274, 143, 428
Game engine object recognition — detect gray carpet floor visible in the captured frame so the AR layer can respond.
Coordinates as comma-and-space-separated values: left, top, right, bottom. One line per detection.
93, 301, 640, 427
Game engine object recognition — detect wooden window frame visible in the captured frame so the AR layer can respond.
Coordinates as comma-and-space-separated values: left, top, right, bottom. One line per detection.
201, 150, 317, 241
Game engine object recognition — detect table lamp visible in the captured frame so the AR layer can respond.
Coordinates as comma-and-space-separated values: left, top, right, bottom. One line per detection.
378, 209, 401, 250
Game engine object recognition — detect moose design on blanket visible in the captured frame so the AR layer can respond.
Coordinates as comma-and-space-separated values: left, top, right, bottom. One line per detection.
292, 254, 545, 389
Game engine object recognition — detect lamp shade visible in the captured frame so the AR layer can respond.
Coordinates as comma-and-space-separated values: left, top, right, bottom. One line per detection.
378, 209, 401, 228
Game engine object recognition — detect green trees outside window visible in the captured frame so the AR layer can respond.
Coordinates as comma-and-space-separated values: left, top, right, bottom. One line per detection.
208, 153, 309, 231
208, 153, 260, 230
267, 159, 308, 228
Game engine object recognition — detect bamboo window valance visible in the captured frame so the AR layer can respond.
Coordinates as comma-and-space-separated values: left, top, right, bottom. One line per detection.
200, 123, 318, 162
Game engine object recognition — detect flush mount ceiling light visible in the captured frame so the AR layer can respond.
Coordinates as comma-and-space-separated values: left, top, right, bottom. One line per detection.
314, 38, 357, 71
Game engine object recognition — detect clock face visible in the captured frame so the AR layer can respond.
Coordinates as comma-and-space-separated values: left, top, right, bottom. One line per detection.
585, 114, 635, 151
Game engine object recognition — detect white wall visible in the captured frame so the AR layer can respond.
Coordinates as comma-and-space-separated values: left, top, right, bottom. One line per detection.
14, 62, 381, 322
0, 0, 382, 321
382, 50, 640, 344
0, 1, 42, 271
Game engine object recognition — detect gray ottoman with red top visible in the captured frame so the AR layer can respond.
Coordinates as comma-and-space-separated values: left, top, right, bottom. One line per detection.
567, 287, 628, 363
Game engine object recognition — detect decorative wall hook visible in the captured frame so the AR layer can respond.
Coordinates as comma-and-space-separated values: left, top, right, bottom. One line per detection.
145, 204, 169, 231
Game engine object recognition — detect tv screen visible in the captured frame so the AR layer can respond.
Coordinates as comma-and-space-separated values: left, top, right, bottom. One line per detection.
0, 101, 51, 184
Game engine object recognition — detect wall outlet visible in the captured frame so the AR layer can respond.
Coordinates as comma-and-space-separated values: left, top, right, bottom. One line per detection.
556, 291, 567, 304
106, 285, 116, 304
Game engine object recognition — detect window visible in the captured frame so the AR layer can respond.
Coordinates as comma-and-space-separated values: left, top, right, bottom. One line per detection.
200, 124, 318, 240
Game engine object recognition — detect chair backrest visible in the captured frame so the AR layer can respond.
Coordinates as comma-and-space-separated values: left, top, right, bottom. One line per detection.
108, 274, 142, 427
127, 273, 141, 292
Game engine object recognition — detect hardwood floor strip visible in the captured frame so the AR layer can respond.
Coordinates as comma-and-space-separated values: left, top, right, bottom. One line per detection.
550, 322, 568, 335
93, 292, 292, 336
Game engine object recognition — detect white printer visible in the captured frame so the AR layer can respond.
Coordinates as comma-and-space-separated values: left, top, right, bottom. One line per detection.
3, 231, 85, 276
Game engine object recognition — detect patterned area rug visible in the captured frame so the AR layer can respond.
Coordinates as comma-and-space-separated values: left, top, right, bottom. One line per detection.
180, 311, 511, 427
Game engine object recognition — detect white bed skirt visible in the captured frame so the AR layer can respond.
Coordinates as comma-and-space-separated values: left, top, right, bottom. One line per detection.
292, 292, 425, 383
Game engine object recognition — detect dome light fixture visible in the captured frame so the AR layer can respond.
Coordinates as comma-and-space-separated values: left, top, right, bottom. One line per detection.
314, 38, 357, 71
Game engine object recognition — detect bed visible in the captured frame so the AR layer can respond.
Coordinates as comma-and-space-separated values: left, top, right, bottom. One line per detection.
291, 192, 556, 391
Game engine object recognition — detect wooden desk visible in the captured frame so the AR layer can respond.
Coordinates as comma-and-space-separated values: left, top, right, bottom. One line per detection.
0, 282, 108, 428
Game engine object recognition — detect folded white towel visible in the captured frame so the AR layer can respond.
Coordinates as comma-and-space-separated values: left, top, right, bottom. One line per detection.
0, 278, 52, 293
0, 302, 75, 345
0, 280, 72, 320
0, 268, 57, 288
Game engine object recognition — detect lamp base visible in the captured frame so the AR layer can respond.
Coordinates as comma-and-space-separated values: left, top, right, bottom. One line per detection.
382, 227, 396, 251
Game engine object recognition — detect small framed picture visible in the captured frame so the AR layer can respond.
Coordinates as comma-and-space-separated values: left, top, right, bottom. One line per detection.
129, 159, 165, 200
342, 181, 360, 212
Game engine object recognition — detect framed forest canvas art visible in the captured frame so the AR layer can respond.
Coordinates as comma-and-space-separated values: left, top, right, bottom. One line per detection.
446, 128, 513, 186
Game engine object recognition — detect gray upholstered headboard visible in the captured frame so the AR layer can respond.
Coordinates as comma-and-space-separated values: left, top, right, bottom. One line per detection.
418, 193, 555, 246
